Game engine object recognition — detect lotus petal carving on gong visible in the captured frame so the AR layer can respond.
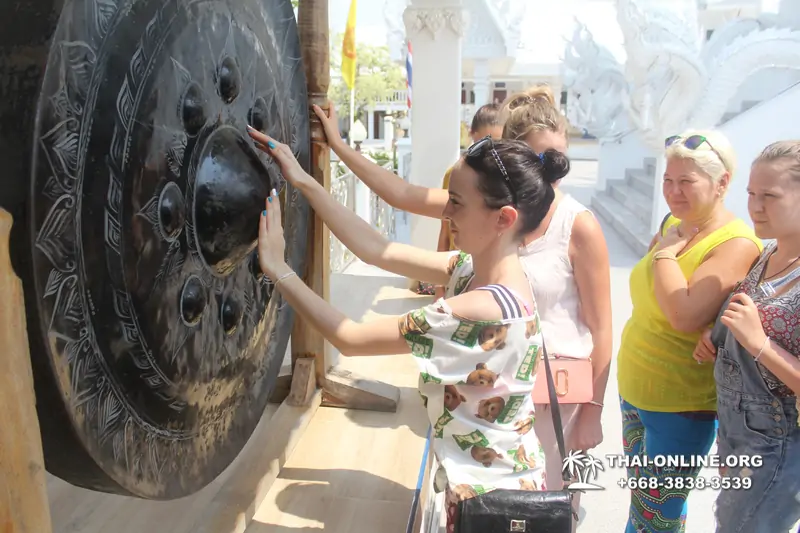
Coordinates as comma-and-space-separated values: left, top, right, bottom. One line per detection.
13, 0, 310, 499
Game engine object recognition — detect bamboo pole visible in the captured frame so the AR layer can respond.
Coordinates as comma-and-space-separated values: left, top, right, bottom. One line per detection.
293, 0, 331, 388
0, 208, 53, 533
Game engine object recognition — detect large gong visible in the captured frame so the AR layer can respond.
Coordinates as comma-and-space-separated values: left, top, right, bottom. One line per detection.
0, 0, 310, 499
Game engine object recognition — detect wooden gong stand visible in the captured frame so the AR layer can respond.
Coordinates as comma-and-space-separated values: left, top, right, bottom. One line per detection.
276, 0, 400, 413
1, 0, 398, 530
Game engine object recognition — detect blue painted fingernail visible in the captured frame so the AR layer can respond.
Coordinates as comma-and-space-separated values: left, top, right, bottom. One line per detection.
267, 141, 276, 149
262, 210, 267, 216
267, 196, 272, 203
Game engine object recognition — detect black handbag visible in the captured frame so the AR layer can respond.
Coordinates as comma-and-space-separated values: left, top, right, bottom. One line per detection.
455, 336, 576, 533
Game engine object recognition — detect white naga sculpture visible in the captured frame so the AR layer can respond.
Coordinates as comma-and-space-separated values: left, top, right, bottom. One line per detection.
617, 0, 800, 149
561, 19, 629, 141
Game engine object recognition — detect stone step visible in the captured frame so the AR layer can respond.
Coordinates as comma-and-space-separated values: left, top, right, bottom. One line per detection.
608, 181, 652, 226
625, 168, 655, 199
591, 191, 652, 258
643, 157, 657, 177
740, 99, 760, 112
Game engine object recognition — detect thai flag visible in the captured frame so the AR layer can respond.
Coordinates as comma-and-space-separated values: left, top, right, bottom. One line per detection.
405, 40, 412, 109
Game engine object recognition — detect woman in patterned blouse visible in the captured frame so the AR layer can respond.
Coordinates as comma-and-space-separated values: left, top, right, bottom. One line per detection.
248, 126, 569, 532
694, 140, 800, 533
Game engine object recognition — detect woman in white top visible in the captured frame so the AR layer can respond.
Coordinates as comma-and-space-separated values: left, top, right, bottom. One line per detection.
313, 86, 612, 521
249, 129, 568, 532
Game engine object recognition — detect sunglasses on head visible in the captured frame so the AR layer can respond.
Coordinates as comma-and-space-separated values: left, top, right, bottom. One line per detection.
665, 134, 722, 161
466, 135, 517, 204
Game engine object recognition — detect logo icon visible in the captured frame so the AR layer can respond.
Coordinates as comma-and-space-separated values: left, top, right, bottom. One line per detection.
561, 450, 605, 491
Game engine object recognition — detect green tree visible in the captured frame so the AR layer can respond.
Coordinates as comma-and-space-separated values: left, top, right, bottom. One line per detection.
328, 32, 407, 123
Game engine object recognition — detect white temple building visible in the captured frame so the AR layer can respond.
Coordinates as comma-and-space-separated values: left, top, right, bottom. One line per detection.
362, 0, 800, 255
325, 0, 800, 257
365, 0, 611, 145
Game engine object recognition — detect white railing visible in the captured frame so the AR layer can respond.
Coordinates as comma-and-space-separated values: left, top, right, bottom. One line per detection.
376, 89, 408, 105
329, 161, 398, 273
329, 166, 357, 273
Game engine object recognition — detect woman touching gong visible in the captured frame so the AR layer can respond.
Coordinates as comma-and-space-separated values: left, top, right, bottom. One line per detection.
248, 126, 569, 532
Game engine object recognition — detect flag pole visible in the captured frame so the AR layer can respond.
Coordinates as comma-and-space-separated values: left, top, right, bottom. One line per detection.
349, 85, 355, 147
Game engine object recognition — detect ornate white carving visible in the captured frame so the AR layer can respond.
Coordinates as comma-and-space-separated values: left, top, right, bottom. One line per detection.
482, 0, 526, 51
403, 6, 470, 40
616, 0, 800, 149
384, 0, 411, 60
561, 18, 630, 141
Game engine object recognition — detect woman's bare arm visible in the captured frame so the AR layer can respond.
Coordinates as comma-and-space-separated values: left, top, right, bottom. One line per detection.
314, 104, 449, 219
269, 264, 500, 357
653, 238, 761, 333
569, 213, 613, 405
297, 174, 452, 284
754, 340, 800, 396
269, 263, 410, 356
249, 132, 454, 285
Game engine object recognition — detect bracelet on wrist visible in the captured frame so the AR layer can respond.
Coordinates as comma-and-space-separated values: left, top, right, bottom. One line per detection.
274, 270, 297, 287
753, 336, 770, 362
652, 250, 677, 265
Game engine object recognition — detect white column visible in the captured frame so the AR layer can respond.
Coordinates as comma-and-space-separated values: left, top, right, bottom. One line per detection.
384, 115, 395, 152
649, 151, 669, 235
472, 59, 491, 107
355, 180, 372, 224
367, 110, 375, 140
779, 0, 800, 27
403, 1, 468, 252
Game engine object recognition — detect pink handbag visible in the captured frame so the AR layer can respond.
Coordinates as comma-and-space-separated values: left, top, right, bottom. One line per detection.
531, 354, 594, 404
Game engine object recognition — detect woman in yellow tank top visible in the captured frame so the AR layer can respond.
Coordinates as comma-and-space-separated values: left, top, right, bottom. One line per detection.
616, 130, 762, 533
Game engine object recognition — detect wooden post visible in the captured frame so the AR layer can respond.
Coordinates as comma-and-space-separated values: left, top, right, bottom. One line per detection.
289, 0, 399, 412
0, 208, 53, 533
292, 0, 331, 391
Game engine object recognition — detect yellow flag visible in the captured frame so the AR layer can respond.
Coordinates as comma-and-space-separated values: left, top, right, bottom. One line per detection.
341, 0, 357, 90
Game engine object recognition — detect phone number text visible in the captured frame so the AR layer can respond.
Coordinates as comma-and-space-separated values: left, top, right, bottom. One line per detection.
617, 476, 751, 491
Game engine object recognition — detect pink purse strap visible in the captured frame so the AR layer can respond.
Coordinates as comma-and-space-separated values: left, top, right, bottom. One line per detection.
539, 331, 571, 484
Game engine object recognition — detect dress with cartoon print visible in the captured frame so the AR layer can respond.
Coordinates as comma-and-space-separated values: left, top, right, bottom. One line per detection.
399, 251, 547, 500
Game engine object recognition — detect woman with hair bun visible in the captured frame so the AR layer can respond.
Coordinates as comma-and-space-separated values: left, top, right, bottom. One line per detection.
311, 85, 613, 529
248, 125, 569, 532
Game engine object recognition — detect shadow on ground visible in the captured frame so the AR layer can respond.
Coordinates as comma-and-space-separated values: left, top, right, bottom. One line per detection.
248, 468, 415, 533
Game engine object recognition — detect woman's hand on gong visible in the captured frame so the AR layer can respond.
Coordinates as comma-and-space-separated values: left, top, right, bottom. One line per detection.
258, 188, 289, 280
247, 127, 313, 188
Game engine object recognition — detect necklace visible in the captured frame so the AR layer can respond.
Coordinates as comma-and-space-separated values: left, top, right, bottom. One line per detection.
756, 249, 800, 299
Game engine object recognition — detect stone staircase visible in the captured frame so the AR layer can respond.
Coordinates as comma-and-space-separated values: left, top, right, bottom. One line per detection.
720, 99, 760, 123
591, 157, 657, 257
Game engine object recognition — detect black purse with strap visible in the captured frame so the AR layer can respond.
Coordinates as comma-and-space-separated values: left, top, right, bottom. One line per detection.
455, 335, 576, 533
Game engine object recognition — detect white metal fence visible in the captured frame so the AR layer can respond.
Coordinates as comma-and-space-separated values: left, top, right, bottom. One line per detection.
329, 161, 398, 273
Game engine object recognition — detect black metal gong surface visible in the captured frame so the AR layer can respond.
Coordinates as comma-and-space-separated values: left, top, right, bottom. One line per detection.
0, 0, 310, 499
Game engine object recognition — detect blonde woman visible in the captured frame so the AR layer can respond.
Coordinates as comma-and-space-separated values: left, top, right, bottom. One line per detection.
617, 130, 762, 533
313, 86, 612, 528
694, 141, 800, 533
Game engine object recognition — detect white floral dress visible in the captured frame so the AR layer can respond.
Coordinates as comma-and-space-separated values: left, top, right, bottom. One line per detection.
398, 251, 547, 501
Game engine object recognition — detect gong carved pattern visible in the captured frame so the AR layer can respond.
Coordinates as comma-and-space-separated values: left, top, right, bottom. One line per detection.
30, 0, 309, 498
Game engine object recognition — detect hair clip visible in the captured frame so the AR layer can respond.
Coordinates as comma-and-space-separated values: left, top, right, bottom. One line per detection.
537, 153, 545, 163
